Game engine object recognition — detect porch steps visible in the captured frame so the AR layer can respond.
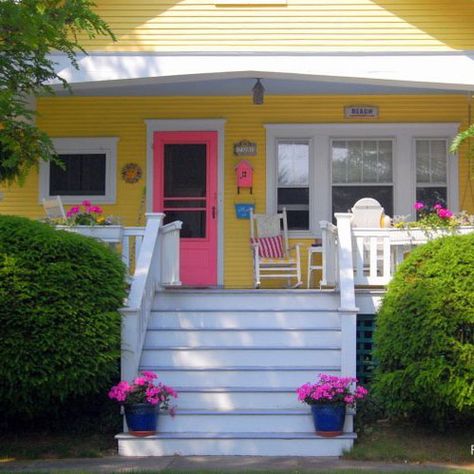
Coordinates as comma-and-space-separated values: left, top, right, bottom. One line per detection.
117, 290, 355, 456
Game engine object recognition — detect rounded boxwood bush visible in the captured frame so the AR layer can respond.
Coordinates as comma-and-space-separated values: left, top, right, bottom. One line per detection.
373, 233, 474, 428
0, 216, 126, 420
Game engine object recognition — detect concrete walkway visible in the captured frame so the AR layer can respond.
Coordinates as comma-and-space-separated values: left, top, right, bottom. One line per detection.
0, 456, 472, 473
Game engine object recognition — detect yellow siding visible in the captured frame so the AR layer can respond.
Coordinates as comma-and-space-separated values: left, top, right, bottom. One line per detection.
80, 0, 474, 52
0, 94, 471, 288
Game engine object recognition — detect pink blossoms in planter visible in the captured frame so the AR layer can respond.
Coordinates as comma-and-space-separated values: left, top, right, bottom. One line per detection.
296, 374, 368, 407
108, 371, 178, 414
64, 200, 119, 226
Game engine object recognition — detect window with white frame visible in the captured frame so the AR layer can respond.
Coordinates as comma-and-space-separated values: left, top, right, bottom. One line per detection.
331, 139, 394, 218
415, 139, 448, 207
39, 137, 118, 204
266, 123, 459, 234
277, 140, 310, 230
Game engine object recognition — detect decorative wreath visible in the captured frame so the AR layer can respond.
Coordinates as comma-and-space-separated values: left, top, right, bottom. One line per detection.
121, 163, 143, 184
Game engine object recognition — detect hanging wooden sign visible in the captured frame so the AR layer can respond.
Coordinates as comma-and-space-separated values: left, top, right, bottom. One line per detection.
344, 106, 379, 118
234, 140, 257, 156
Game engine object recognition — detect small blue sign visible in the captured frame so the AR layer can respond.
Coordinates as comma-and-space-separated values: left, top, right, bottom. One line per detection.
235, 203, 255, 219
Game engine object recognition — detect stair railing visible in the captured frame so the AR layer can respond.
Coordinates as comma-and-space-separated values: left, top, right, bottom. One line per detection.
334, 213, 358, 433
120, 213, 182, 381
159, 221, 183, 287
319, 220, 338, 287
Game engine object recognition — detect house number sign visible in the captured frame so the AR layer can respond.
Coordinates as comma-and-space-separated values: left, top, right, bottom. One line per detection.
234, 140, 257, 156
344, 106, 379, 118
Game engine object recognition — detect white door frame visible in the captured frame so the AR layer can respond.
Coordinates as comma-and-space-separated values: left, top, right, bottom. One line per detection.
145, 119, 226, 286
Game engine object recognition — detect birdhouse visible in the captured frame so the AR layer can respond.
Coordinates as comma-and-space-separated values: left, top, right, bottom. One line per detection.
235, 160, 254, 194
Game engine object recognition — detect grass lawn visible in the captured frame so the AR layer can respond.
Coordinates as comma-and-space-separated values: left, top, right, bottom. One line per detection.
0, 432, 116, 461
346, 422, 474, 465
0, 423, 473, 470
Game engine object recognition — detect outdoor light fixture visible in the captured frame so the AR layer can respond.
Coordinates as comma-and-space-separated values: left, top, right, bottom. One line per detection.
252, 78, 265, 105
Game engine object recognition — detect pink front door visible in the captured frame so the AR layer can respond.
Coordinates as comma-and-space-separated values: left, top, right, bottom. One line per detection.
153, 131, 218, 286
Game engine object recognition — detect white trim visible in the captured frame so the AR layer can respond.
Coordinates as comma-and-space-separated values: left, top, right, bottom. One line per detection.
215, 0, 287, 4
265, 123, 459, 234
145, 119, 226, 287
39, 137, 118, 204
50, 53, 474, 91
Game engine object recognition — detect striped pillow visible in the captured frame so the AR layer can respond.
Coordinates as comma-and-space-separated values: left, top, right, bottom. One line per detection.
251, 235, 284, 259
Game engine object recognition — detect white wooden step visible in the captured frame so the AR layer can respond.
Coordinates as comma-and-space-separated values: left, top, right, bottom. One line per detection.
172, 387, 301, 410
145, 329, 342, 347
117, 432, 356, 456
156, 409, 323, 433
138, 366, 339, 387
149, 311, 341, 330
140, 346, 341, 368
154, 289, 339, 311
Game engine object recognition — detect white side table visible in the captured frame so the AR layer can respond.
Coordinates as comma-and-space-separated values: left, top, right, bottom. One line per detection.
307, 245, 323, 288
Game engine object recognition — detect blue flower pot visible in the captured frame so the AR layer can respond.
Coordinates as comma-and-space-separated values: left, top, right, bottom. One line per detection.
311, 404, 345, 437
125, 403, 159, 436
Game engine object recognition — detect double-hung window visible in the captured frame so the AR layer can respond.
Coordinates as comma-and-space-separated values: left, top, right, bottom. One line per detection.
331, 139, 394, 218
39, 137, 118, 204
415, 139, 448, 207
267, 123, 458, 233
277, 140, 310, 231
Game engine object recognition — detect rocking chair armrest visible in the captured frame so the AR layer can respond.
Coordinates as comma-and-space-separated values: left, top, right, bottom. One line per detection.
287, 243, 302, 252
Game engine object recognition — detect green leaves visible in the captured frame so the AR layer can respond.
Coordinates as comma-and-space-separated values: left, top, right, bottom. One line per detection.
0, 216, 126, 420
0, 0, 115, 185
373, 234, 474, 429
450, 124, 474, 154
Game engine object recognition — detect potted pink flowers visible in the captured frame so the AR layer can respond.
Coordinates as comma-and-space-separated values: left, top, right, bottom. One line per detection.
296, 374, 368, 437
109, 371, 178, 437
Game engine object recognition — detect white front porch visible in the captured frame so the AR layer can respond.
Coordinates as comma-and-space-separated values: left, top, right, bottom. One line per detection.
63, 212, 473, 456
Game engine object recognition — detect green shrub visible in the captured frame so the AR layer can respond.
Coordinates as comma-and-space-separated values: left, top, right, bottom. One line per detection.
373, 233, 474, 428
0, 216, 126, 420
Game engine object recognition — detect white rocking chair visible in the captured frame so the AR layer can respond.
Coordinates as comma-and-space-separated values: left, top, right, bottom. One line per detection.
250, 208, 302, 289
42, 196, 66, 219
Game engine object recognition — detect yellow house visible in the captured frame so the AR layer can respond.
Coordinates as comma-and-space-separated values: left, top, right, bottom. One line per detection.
2, 0, 474, 456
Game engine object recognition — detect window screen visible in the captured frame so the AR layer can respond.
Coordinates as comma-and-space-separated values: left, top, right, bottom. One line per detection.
50, 154, 106, 196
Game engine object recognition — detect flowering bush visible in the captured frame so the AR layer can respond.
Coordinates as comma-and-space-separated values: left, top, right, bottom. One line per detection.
109, 371, 178, 413
63, 200, 119, 226
296, 374, 368, 407
393, 201, 474, 231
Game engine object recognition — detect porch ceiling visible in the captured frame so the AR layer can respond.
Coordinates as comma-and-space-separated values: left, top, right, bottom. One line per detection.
58, 75, 463, 97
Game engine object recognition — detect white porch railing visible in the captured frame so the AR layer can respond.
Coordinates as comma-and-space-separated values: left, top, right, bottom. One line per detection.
320, 220, 338, 287
159, 221, 182, 287
321, 216, 474, 289
120, 214, 182, 380
121, 226, 146, 274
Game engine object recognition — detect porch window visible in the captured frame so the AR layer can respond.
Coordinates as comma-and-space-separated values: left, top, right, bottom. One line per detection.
50, 154, 106, 196
331, 139, 393, 218
416, 139, 448, 207
277, 140, 310, 230
39, 137, 118, 204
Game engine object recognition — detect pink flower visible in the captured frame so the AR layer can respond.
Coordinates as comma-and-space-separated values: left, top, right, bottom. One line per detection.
90, 206, 103, 214
433, 203, 443, 210
134, 376, 147, 386
414, 202, 425, 211
108, 381, 132, 402
66, 206, 80, 217
437, 208, 453, 219
142, 371, 158, 381
81, 200, 92, 207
